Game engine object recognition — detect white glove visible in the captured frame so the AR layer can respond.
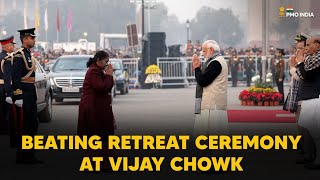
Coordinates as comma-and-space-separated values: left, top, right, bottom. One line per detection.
5, 97, 13, 104
15, 99, 23, 107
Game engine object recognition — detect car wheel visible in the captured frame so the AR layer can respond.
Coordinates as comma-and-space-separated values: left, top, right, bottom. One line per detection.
55, 98, 63, 102
38, 94, 52, 123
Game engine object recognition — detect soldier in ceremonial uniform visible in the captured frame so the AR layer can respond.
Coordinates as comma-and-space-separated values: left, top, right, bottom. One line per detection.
12, 28, 42, 164
243, 50, 255, 87
0, 36, 15, 135
275, 48, 285, 104
229, 50, 240, 87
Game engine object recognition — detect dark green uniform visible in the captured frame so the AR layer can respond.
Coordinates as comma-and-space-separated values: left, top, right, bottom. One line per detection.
244, 56, 255, 87
229, 56, 239, 87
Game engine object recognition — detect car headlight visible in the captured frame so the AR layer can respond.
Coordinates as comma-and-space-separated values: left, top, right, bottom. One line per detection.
50, 78, 55, 86
116, 74, 125, 80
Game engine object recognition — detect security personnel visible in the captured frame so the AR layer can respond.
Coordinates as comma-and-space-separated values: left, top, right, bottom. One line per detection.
12, 28, 42, 164
243, 50, 255, 87
275, 48, 285, 105
0, 36, 15, 135
229, 50, 240, 87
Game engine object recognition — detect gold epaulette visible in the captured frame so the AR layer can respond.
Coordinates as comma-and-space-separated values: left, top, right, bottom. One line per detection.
13, 89, 23, 95
1, 54, 14, 70
13, 53, 22, 58
12, 48, 35, 80
0, 59, 4, 73
13, 49, 23, 58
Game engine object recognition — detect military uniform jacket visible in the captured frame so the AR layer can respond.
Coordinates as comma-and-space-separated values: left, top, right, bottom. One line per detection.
0, 50, 7, 82
275, 58, 285, 80
0, 50, 14, 98
12, 47, 36, 100
244, 56, 255, 74
229, 57, 240, 71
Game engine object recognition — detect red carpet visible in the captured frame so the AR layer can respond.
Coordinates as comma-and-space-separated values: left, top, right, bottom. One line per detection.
227, 110, 296, 123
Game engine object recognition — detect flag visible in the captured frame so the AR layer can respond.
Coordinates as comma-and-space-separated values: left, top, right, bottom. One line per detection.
44, 8, 48, 32
67, 8, 72, 32
35, 8, 40, 31
23, 7, 28, 29
57, 8, 60, 32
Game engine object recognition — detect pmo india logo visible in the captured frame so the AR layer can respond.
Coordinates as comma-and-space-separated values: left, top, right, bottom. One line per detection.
279, 6, 315, 17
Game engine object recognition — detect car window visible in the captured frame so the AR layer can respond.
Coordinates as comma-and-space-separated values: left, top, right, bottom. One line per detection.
35, 61, 44, 73
53, 56, 89, 72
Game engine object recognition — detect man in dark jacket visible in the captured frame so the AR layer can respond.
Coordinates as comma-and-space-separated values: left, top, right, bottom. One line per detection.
295, 35, 320, 170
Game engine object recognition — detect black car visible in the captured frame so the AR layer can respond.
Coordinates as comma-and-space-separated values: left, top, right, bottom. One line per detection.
48, 55, 116, 102
110, 59, 129, 95
47, 55, 89, 102
44, 59, 57, 72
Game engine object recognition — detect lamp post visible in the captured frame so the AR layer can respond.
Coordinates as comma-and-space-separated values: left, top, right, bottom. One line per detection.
186, 19, 190, 44
2, 30, 7, 37
0, 26, 6, 38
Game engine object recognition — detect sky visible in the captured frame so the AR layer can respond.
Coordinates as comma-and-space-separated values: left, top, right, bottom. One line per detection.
156, 0, 248, 23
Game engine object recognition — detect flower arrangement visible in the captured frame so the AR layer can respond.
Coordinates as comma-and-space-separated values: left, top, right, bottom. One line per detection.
145, 64, 162, 74
145, 64, 162, 86
251, 73, 273, 89
271, 92, 283, 101
239, 73, 282, 106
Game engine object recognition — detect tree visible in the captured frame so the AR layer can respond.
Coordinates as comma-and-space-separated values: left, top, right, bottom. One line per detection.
146, 2, 185, 46
271, 18, 299, 46
191, 7, 244, 47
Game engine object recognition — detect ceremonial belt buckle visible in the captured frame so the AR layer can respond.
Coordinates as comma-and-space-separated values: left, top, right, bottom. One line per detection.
21, 77, 35, 83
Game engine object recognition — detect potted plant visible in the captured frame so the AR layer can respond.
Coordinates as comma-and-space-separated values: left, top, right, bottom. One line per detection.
257, 93, 264, 106
274, 92, 283, 106
239, 90, 250, 105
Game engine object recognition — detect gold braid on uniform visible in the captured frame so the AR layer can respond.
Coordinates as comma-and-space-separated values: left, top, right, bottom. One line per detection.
0, 59, 4, 73
0, 53, 12, 73
15, 48, 36, 80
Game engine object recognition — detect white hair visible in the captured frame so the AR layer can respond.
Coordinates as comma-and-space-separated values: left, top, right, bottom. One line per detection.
203, 40, 220, 52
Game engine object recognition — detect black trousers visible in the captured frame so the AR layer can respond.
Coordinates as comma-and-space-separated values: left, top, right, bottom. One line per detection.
0, 86, 9, 134
15, 84, 38, 162
276, 79, 284, 103
245, 73, 252, 87
231, 70, 238, 87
